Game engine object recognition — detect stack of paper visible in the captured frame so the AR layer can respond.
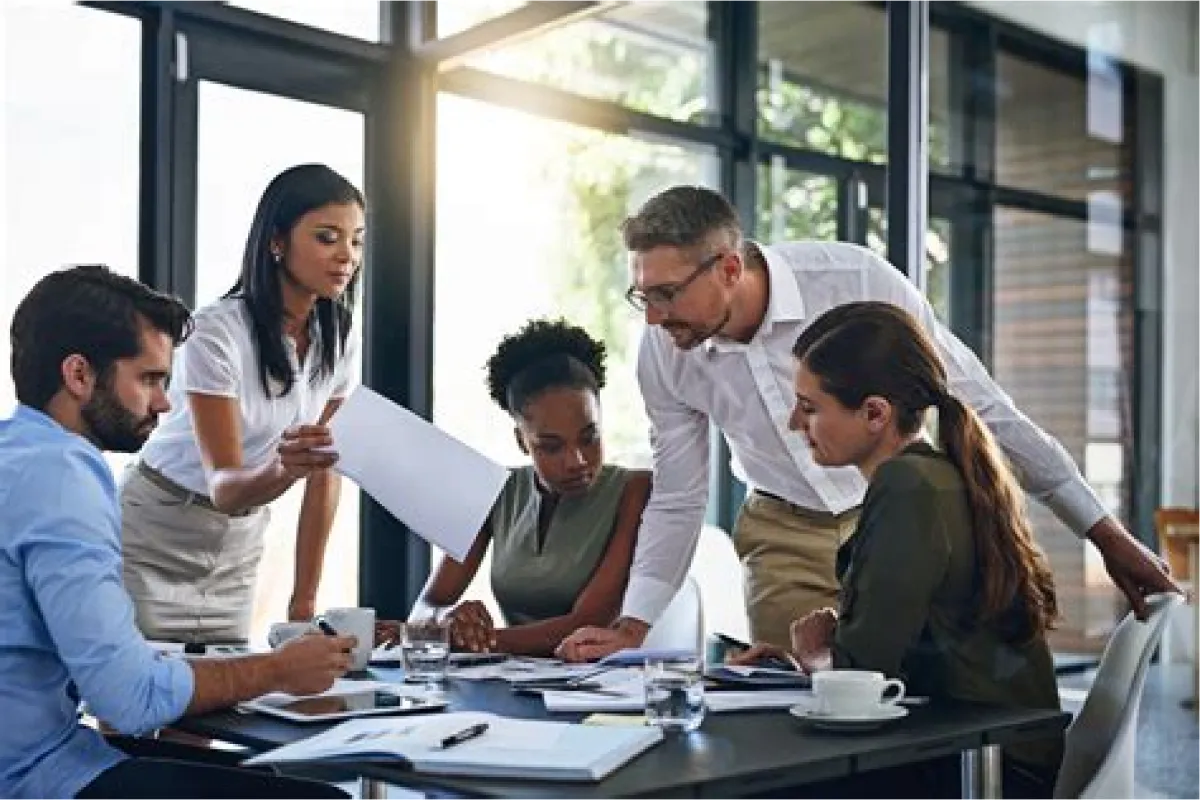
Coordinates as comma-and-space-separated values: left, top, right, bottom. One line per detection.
539, 669, 812, 714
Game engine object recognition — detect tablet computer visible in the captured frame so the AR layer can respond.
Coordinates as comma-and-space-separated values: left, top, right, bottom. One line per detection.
241, 689, 448, 724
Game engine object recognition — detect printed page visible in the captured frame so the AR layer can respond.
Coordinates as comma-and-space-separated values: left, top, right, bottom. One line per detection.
327, 386, 508, 561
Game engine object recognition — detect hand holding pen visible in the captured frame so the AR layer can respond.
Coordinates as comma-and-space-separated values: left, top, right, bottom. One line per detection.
271, 629, 358, 695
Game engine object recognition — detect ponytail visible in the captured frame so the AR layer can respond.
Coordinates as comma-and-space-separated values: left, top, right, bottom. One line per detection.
935, 391, 1058, 641
794, 301, 1059, 644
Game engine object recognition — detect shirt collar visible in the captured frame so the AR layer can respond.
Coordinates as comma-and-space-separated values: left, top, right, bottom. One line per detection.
756, 241, 806, 324
14, 403, 103, 455
702, 241, 806, 354
14, 403, 63, 431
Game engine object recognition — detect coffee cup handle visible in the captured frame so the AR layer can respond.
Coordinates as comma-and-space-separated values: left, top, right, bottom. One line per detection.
881, 679, 906, 705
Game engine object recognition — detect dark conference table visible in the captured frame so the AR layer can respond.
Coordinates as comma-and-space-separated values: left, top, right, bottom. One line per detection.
179, 668, 1069, 799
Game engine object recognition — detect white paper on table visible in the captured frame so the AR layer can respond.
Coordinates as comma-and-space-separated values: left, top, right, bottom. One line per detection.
327, 386, 509, 561
541, 667, 812, 714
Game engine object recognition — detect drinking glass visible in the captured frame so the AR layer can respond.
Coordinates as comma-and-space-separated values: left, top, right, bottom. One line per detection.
643, 653, 705, 732
400, 619, 451, 683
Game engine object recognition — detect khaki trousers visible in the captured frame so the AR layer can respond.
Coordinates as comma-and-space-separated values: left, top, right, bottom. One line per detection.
733, 492, 860, 650
120, 465, 270, 643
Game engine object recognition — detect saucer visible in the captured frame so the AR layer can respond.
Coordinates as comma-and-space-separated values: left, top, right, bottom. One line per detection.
789, 703, 908, 732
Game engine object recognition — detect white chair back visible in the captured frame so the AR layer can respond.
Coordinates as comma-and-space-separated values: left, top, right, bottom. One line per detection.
642, 576, 704, 654
688, 524, 751, 642
1054, 592, 1183, 798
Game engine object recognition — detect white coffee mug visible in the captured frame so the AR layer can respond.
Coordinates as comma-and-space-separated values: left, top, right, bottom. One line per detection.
321, 607, 376, 671
267, 621, 316, 649
812, 669, 906, 716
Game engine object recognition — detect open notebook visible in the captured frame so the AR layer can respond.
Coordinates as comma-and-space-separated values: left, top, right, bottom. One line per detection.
243, 711, 662, 782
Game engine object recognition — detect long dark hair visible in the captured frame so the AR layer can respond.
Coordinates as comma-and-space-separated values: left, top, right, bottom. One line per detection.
793, 301, 1058, 642
226, 163, 363, 396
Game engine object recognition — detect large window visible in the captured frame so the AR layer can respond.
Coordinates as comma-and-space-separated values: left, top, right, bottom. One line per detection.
433, 93, 717, 471
1, 4, 140, 479
18, 0, 1165, 655
996, 50, 1131, 203
462, 1, 713, 125
757, 1, 887, 162
226, 1, 381, 41
992, 206, 1131, 646
756, 164, 838, 243
193, 82, 366, 644
436, 0, 527, 38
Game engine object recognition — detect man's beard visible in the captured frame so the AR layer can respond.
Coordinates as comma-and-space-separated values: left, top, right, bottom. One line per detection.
663, 306, 733, 350
81, 384, 155, 453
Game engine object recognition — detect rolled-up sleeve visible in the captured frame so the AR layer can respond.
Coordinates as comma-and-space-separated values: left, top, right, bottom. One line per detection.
18, 454, 194, 735
622, 331, 711, 624
871, 251, 1108, 537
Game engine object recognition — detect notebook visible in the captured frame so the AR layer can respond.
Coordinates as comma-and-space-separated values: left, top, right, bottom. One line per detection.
243, 711, 663, 782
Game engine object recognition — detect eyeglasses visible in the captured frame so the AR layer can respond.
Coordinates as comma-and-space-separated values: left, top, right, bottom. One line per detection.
625, 251, 723, 312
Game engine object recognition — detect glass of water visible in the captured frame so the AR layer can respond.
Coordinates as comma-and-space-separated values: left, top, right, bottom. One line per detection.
644, 653, 706, 733
400, 619, 450, 684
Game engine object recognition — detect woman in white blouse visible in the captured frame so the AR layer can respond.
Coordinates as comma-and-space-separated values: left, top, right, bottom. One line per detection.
120, 163, 364, 644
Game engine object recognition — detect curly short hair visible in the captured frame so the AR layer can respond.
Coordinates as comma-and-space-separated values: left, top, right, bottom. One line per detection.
485, 318, 607, 415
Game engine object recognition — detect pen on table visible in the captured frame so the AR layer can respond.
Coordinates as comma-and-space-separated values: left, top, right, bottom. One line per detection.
317, 619, 339, 636
439, 722, 489, 749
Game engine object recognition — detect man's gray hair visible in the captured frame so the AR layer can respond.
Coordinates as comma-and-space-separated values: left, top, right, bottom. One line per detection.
621, 186, 744, 254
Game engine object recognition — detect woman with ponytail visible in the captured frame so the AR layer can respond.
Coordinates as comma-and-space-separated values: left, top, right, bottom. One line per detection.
733, 301, 1062, 798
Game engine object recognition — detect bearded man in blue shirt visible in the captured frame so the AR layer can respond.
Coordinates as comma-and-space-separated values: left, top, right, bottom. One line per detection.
0, 265, 356, 799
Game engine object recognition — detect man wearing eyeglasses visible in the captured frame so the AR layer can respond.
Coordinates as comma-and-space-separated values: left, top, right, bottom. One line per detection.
557, 185, 1180, 660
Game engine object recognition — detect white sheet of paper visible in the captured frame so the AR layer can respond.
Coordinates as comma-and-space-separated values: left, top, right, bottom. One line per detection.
328, 386, 509, 561
541, 669, 812, 713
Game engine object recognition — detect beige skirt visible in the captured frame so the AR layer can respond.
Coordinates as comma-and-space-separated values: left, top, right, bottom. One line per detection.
119, 463, 270, 643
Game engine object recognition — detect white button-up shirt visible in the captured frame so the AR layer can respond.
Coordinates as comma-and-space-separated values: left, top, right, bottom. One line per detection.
623, 240, 1107, 623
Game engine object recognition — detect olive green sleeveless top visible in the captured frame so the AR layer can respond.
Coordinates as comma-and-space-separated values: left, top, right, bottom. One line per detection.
489, 465, 631, 625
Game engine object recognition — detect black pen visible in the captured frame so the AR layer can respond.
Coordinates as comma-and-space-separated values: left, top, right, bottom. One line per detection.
317, 619, 339, 636
439, 722, 489, 749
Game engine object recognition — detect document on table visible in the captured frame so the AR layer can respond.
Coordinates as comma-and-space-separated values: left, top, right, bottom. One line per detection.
327, 386, 509, 561
539, 669, 812, 713
244, 711, 663, 782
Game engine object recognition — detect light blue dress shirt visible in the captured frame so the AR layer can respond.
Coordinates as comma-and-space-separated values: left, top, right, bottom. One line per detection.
0, 405, 195, 799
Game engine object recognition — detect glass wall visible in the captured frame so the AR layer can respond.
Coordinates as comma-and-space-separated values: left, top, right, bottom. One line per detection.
462, 1, 713, 125
226, 1, 381, 41
992, 207, 1133, 646
3, 0, 1164, 653
1, 4, 141, 481
756, 1, 887, 161
433, 93, 718, 471
436, 0, 526, 38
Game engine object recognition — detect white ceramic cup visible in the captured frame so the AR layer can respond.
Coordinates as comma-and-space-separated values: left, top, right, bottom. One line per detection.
812, 669, 906, 716
267, 621, 316, 649
321, 607, 376, 671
